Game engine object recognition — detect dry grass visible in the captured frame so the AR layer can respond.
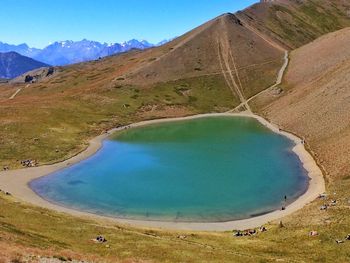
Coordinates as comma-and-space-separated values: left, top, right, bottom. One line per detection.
1, 190, 350, 263
239, 0, 350, 49
1, 1, 350, 262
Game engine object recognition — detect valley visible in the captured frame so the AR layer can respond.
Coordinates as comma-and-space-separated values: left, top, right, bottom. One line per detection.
1, 0, 350, 262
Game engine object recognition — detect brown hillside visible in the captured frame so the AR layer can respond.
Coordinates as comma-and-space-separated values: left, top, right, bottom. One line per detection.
0, 10, 288, 168
253, 27, 350, 181
117, 13, 284, 99
238, 0, 350, 49
0, 0, 349, 170
2, 1, 350, 262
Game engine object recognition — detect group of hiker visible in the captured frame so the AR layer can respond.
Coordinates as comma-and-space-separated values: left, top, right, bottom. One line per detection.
336, 234, 350, 244
234, 226, 267, 237
312, 231, 350, 244
21, 159, 38, 167
2, 159, 38, 171
93, 235, 107, 243
318, 193, 337, 210
315, 192, 350, 243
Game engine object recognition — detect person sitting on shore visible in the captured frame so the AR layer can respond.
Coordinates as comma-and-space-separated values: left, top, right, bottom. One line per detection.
233, 231, 243, 237
95, 235, 107, 243
259, 226, 267, 232
320, 205, 328, 210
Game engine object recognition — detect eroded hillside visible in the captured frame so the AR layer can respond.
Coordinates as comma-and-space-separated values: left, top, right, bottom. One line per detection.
253, 27, 350, 182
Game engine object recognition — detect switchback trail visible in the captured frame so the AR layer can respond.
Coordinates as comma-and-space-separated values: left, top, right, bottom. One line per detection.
230, 50, 289, 112
217, 14, 290, 113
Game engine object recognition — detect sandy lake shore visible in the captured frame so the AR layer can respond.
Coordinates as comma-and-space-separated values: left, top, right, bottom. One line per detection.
0, 112, 325, 231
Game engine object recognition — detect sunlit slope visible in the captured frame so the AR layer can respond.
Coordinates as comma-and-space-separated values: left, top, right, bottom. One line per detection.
253, 27, 350, 180
116, 13, 284, 99
0, 14, 285, 168
1, 0, 350, 170
238, 0, 350, 49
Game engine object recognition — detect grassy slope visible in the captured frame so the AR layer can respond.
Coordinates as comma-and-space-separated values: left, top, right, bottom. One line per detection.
2, 191, 350, 262
1, 0, 350, 262
0, 68, 234, 169
0, 13, 284, 169
251, 27, 350, 262
239, 0, 350, 49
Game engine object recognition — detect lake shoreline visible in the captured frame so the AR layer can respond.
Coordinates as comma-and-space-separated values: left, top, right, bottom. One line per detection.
0, 112, 325, 231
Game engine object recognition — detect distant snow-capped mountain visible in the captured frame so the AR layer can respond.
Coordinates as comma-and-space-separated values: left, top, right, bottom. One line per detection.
0, 39, 170, 66
0, 42, 41, 58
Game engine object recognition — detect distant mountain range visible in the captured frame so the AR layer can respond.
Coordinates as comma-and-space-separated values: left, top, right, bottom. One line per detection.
0, 39, 170, 66
0, 52, 49, 79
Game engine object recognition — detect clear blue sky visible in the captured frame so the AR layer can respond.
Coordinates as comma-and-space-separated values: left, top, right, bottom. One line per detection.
2, 0, 257, 48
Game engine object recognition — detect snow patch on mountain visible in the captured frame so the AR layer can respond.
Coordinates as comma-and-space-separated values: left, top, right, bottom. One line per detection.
0, 38, 171, 66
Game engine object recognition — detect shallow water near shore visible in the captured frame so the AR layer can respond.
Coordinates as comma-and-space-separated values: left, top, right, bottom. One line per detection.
30, 116, 308, 222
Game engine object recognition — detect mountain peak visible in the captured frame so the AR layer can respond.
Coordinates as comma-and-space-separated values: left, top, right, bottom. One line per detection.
0, 38, 171, 66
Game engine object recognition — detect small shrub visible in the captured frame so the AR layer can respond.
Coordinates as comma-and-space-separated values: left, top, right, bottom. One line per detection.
53, 255, 67, 261
11, 258, 23, 263
188, 96, 198, 103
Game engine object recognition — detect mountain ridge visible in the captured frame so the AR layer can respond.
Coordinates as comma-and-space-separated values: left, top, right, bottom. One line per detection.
0, 51, 49, 79
0, 38, 171, 66
2, 0, 350, 261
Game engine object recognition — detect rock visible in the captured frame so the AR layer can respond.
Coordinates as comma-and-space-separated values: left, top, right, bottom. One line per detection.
25, 75, 34, 83
309, 231, 318, 236
46, 67, 55, 76
272, 87, 283, 96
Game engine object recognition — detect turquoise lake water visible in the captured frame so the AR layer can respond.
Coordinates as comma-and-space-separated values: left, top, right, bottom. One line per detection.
30, 116, 308, 222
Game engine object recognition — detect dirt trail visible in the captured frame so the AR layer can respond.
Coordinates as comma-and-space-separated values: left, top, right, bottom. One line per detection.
230, 50, 289, 112
217, 21, 251, 111
216, 13, 289, 113
221, 14, 289, 112
9, 84, 29, 100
